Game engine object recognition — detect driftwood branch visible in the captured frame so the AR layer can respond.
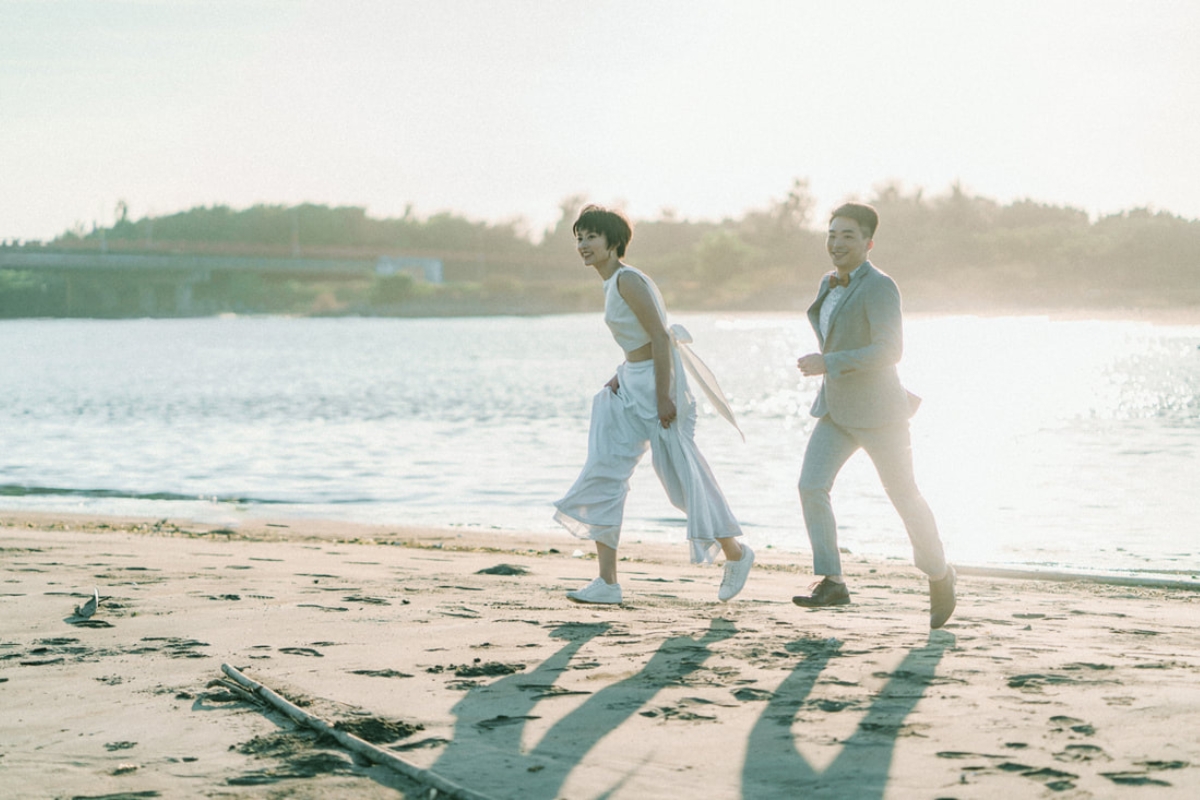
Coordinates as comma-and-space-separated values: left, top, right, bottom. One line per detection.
206, 677, 260, 706
220, 663, 493, 800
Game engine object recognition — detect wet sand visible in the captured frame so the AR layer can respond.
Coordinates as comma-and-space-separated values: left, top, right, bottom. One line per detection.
1, 511, 1197, 799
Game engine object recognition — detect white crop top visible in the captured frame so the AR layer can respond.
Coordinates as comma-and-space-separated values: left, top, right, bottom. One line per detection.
603, 266, 668, 353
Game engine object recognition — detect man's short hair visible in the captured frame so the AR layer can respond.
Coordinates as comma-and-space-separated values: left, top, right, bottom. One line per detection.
573, 204, 633, 257
830, 202, 879, 239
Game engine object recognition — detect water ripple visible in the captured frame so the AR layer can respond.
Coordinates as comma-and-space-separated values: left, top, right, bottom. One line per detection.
1, 314, 1197, 575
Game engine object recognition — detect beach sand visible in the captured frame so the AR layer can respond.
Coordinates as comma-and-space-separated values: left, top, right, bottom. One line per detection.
1, 512, 1197, 799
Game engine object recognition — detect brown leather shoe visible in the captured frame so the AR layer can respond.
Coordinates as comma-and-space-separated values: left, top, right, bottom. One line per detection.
929, 565, 957, 629
792, 577, 851, 607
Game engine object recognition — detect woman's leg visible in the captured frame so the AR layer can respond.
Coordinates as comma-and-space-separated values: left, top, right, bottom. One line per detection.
716, 537, 744, 561
643, 393, 744, 565
558, 377, 653, 604
597, 542, 619, 584
554, 385, 649, 560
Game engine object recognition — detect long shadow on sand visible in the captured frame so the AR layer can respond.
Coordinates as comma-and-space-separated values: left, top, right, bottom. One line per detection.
742, 632, 955, 799
429, 618, 736, 799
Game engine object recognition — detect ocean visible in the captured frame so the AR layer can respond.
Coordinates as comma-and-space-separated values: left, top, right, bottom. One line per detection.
2, 313, 1197, 579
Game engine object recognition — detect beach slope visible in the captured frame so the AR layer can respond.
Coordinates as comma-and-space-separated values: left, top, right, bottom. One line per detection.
1, 513, 1197, 798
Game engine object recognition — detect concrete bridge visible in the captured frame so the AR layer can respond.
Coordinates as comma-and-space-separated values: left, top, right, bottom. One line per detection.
0, 251, 442, 315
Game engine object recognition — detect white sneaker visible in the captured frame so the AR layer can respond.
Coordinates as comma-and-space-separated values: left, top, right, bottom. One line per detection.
567, 577, 622, 605
718, 544, 755, 602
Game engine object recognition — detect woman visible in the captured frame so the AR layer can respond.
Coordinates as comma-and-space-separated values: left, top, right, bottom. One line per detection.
554, 204, 752, 604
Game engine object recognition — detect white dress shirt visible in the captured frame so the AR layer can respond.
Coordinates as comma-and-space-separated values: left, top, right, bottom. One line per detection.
819, 263, 865, 341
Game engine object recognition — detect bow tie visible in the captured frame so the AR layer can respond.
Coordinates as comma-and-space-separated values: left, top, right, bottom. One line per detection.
828, 273, 850, 289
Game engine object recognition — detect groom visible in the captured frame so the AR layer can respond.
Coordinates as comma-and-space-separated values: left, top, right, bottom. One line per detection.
793, 202, 956, 629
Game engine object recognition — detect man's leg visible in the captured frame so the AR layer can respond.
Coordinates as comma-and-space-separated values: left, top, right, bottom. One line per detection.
857, 422, 947, 578
798, 417, 858, 577
859, 422, 956, 627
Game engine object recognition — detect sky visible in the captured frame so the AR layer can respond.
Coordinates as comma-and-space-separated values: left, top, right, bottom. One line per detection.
2, 0, 1198, 242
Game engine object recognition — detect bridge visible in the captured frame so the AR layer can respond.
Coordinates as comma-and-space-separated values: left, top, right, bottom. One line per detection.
0, 250, 443, 315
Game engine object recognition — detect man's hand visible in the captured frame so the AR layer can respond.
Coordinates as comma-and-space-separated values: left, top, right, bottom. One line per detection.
605, 374, 620, 393
797, 353, 827, 376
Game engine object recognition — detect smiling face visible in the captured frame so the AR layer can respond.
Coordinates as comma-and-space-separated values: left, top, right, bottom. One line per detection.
826, 215, 873, 272
576, 228, 618, 272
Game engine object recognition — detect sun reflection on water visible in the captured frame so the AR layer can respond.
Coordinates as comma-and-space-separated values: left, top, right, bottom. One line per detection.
692, 314, 1200, 575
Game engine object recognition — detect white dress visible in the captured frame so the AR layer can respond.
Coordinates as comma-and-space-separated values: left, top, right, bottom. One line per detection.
552, 265, 742, 564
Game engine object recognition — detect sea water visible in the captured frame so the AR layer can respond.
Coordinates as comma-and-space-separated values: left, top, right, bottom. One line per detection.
1, 313, 1197, 578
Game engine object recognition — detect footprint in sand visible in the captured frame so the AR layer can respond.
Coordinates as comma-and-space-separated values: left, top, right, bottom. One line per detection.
936, 750, 1007, 760
247, 644, 273, 660
1053, 743, 1110, 763
1019, 766, 1079, 791
137, 637, 210, 659
351, 668, 413, 678
807, 698, 860, 713
19, 656, 66, 666
426, 660, 525, 678
1109, 627, 1161, 637
279, 647, 324, 657
514, 683, 591, 699
1102, 772, 1173, 787
1101, 760, 1191, 787
640, 696, 727, 722
1049, 714, 1096, 736
1007, 673, 1081, 692
475, 564, 530, 576
476, 714, 539, 730
333, 716, 423, 744
939, 751, 1084, 791
439, 606, 483, 619
391, 736, 451, 751
228, 752, 354, 785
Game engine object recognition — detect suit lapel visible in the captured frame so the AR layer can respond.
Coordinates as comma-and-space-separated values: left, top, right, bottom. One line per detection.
807, 280, 832, 349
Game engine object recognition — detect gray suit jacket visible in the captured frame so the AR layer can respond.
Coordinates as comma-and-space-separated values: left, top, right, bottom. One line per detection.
806, 261, 920, 428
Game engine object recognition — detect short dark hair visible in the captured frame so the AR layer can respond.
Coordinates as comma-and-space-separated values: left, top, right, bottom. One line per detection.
830, 202, 879, 239
573, 204, 633, 257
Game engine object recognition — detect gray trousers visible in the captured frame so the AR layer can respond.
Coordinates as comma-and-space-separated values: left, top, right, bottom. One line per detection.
799, 416, 946, 578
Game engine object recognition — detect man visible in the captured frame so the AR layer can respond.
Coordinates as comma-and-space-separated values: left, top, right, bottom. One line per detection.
793, 202, 956, 629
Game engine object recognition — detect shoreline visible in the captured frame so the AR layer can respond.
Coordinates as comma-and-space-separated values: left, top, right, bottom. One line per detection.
3, 511, 1199, 798
3, 304, 1200, 325
6, 507, 1197, 588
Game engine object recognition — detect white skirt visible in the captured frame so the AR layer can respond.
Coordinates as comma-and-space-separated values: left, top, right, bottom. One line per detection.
553, 359, 742, 564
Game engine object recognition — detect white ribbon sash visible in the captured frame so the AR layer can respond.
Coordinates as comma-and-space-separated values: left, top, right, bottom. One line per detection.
669, 323, 744, 441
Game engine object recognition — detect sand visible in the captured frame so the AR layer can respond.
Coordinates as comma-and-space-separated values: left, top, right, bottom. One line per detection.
1, 511, 1197, 799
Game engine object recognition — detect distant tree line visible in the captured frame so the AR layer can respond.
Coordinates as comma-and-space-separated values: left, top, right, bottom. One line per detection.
2, 179, 1198, 317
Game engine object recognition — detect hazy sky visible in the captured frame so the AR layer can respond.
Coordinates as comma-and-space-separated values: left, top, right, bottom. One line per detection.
2, 0, 1198, 242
